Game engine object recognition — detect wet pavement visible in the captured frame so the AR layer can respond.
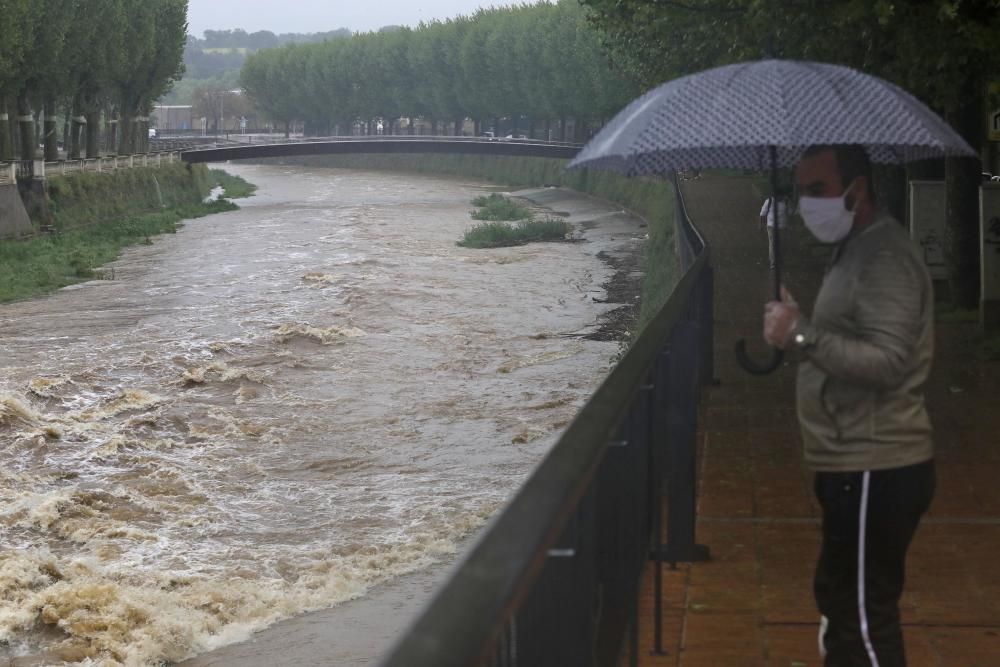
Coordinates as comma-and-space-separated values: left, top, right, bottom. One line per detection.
631, 174, 1000, 666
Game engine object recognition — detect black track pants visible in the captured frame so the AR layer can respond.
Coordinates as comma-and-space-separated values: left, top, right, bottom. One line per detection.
814, 459, 935, 666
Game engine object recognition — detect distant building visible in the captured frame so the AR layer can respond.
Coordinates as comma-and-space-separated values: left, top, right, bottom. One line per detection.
152, 105, 194, 131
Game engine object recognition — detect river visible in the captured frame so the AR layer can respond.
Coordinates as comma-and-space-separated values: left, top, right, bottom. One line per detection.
0, 163, 645, 666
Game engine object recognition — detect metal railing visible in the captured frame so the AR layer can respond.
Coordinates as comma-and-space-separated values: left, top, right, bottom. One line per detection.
0, 152, 181, 182
378, 173, 712, 667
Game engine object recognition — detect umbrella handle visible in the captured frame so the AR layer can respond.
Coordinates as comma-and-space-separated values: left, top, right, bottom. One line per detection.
734, 339, 784, 375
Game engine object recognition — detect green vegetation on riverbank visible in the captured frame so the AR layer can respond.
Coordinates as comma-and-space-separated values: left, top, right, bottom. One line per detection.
1, 164, 255, 304
268, 153, 678, 335
46, 163, 215, 230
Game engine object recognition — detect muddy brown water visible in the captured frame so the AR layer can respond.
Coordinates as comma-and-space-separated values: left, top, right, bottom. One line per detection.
0, 164, 645, 666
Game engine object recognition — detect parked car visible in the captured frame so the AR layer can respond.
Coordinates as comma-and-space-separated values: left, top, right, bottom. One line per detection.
503, 134, 529, 140
148, 128, 157, 139
479, 131, 496, 140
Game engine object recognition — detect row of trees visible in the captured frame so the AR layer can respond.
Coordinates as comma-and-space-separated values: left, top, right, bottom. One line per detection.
182, 29, 356, 81
580, 0, 1000, 306
0, 0, 187, 161
239, 1, 638, 140
194, 28, 354, 50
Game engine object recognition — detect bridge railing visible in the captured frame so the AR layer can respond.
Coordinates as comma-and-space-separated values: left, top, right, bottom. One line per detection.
0, 161, 14, 184
179, 136, 585, 163
377, 174, 712, 667
180, 134, 584, 149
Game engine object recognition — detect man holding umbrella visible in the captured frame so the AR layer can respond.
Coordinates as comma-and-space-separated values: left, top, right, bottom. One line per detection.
764, 143, 935, 665
570, 58, 975, 665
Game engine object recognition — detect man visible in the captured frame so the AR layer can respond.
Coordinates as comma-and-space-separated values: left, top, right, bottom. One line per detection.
763, 145, 935, 666
759, 193, 789, 270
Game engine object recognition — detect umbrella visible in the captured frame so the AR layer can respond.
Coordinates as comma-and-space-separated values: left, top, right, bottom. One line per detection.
568, 59, 976, 374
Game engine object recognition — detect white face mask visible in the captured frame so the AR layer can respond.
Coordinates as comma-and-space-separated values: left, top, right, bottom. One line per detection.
798, 180, 857, 243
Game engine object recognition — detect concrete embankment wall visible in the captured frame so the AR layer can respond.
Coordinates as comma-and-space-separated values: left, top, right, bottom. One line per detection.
0, 183, 34, 238
1, 163, 211, 239
44, 162, 211, 229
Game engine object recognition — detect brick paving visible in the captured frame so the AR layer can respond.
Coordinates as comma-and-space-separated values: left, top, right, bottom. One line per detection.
630, 174, 1000, 667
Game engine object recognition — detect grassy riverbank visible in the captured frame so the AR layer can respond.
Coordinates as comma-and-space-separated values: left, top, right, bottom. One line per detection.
257, 153, 678, 334
0, 164, 254, 303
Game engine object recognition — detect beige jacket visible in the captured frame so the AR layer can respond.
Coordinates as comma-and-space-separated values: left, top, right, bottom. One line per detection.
795, 216, 934, 472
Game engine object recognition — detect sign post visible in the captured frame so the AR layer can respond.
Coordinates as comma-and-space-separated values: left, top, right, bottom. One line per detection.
909, 180, 948, 281
989, 82, 1000, 142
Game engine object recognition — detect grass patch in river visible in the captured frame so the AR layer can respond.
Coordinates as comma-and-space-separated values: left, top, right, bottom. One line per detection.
470, 193, 532, 221
458, 217, 571, 248
461, 193, 570, 247
208, 168, 257, 199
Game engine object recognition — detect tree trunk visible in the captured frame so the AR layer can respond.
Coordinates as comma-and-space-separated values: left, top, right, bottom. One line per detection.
284, 120, 290, 138
559, 116, 566, 142
16, 93, 35, 161
43, 95, 59, 161
69, 105, 85, 159
62, 111, 70, 156
118, 112, 134, 155
873, 164, 906, 224
985, 140, 998, 176
140, 116, 150, 153
528, 117, 536, 140
944, 84, 984, 308
85, 110, 101, 158
906, 158, 945, 181
0, 99, 11, 161
8, 107, 19, 159
544, 118, 551, 141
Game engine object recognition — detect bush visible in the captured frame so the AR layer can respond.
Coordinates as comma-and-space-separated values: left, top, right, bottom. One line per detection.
458, 217, 571, 248
470, 193, 532, 221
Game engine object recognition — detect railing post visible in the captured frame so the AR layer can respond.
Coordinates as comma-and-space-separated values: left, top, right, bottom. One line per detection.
511, 489, 596, 667
649, 348, 672, 655
698, 266, 716, 387
654, 319, 709, 564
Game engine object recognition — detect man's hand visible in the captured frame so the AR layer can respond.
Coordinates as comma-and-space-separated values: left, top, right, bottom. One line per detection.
763, 286, 800, 349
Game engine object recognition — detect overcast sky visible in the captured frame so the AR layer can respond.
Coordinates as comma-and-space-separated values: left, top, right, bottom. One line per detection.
187, 0, 508, 37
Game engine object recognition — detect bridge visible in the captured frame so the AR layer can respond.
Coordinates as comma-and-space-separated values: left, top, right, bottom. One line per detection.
179, 135, 584, 163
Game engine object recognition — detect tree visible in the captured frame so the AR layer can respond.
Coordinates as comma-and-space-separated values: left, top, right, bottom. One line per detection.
112, 0, 187, 154
581, 0, 1000, 307
0, 0, 34, 160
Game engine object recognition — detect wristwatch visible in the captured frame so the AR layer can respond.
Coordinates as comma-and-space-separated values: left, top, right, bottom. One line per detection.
792, 320, 816, 350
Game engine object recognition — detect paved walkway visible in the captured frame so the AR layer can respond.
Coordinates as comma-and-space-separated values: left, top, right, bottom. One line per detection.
631, 174, 1000, 666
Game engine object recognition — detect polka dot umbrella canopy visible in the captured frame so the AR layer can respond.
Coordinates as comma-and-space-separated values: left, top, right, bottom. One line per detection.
569, 59, 975, 176
569, 59, 975, 374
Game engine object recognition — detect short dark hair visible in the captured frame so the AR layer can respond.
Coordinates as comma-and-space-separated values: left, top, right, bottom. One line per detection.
802, 144, 875, 201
